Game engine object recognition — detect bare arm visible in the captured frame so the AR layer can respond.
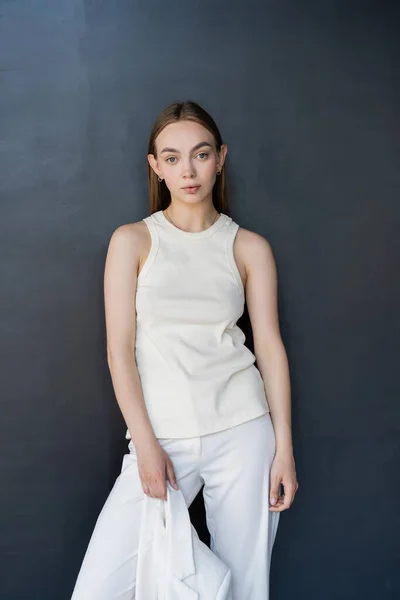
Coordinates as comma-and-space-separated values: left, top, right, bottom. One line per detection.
104, 223, 157, 451
240, 230, 293, 455
236, 227, 299, 511
104, 222, 179, 500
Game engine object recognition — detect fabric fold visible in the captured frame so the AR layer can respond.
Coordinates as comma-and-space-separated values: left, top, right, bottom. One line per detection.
136, 483, 232, 599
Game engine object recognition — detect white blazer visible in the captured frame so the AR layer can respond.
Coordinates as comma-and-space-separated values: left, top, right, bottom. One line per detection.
136, 482, 232, 599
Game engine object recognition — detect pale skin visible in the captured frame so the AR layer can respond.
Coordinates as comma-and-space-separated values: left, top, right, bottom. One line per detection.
104, 119, 299, 511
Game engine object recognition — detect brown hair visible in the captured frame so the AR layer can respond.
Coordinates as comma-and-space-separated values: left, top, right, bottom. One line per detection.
147, 101, 229, 216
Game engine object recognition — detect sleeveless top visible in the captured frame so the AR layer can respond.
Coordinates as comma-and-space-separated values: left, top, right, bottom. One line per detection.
125, 209, 270, 440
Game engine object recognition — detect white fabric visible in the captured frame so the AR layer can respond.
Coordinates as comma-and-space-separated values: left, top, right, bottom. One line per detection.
126, 210, 270, 440
136, 483, 232, 599
70, 412, 279, 599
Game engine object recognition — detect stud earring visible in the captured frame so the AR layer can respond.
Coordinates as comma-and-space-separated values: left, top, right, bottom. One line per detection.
216, 170, 222, 175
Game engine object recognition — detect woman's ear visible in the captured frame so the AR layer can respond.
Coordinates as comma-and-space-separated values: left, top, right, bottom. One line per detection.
217, 144, 228, 170
147, 154, 160, 178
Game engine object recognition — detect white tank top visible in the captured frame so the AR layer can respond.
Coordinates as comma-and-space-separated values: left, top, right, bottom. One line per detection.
125, 209, 270, 440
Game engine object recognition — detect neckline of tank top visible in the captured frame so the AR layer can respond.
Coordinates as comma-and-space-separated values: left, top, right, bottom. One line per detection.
150, 210, 231, 240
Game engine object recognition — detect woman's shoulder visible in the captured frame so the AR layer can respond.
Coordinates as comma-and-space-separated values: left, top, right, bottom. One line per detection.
110, 218, 149, 242
107, 219, 151, 257
235, 222, 272, 252
233, 223, 275, 275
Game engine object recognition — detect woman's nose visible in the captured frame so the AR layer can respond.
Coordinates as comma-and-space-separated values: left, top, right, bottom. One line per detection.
181, 161, 196, 177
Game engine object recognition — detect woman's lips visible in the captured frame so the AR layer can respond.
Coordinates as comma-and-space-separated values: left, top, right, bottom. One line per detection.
182, 185, 200, 193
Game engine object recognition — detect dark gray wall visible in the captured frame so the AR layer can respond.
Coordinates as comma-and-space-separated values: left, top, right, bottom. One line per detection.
1, 1, 399, 599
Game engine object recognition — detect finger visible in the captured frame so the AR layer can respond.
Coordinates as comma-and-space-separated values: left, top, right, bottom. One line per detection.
269, 489, 295, 512
269, 494, 286, 511
283, 484, 296, 506
166, 462, 179, 490
142, 479, 156, 498
154, 470, 168, 500
158, 481, 167, 501
269, 500, 287, 512
269, 477, 281, 506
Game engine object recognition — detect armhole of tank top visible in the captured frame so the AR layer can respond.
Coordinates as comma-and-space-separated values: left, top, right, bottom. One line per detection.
225, 220, 245, 296
137, 215, 159, 283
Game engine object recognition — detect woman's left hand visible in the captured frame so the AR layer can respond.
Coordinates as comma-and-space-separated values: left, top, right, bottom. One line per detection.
269, 451, 299, 512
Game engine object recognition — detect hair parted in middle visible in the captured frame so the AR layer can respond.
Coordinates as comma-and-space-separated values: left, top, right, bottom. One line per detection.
147, 100, 229, 216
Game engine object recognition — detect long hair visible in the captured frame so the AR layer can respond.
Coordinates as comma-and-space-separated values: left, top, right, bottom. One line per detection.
147, 101, 229, 216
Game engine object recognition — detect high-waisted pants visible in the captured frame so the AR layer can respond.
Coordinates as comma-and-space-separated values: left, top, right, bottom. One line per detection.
70, 412, 280, 599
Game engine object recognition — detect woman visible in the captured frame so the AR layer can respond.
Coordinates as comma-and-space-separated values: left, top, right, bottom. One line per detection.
70, 100, 299, 599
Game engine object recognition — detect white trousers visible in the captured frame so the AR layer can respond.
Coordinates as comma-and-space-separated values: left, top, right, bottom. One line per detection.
70, 412, 280, 599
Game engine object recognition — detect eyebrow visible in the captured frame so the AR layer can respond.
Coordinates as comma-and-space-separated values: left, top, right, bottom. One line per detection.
160, 141, 213, 154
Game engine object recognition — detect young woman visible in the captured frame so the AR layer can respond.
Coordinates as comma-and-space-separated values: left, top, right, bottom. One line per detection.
70, 101, 299, 599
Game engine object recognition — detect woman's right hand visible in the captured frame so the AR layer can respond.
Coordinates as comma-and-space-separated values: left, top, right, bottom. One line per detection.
135, 438, 179, 500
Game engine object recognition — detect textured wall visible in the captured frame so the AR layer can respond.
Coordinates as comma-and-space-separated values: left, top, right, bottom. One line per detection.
1, 1, 399, 598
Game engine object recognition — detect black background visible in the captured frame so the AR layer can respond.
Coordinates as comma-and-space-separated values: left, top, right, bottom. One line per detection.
1, 1, 399, 599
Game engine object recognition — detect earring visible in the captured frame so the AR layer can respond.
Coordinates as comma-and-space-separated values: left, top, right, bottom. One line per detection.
216, 170, 222, 175
158, 176, 163, 182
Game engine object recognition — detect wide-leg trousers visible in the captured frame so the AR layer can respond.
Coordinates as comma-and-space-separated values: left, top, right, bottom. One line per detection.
70, 412, 280, 599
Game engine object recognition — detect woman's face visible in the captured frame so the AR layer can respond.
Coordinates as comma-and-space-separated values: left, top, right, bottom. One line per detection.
148, 120, 227, 205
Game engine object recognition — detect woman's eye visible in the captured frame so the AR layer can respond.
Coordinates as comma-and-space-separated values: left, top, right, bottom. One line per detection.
166, 152, 208, 163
